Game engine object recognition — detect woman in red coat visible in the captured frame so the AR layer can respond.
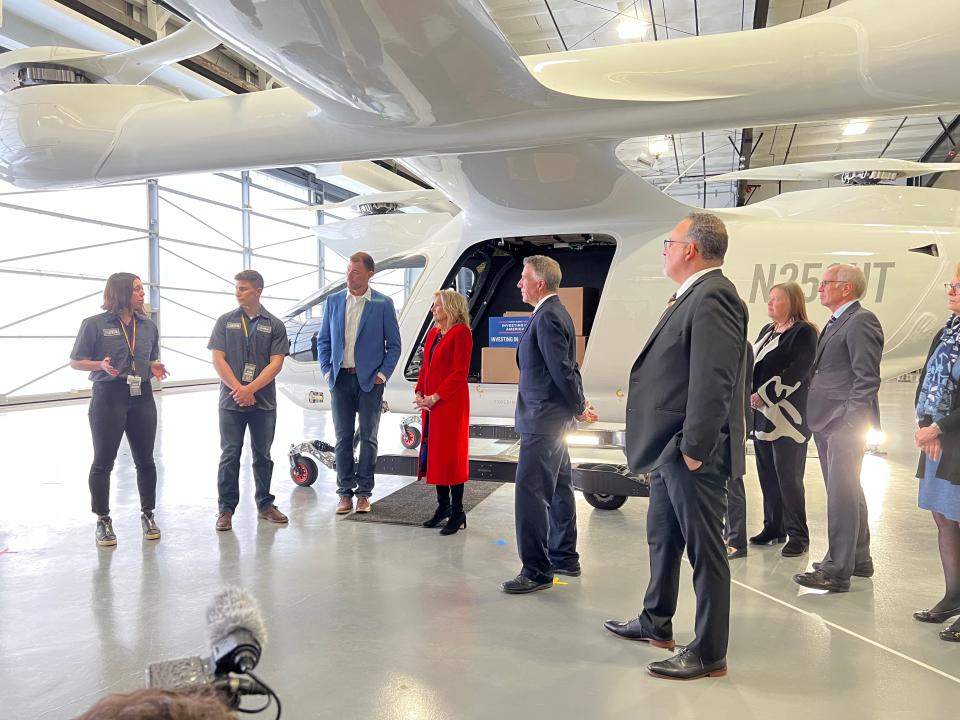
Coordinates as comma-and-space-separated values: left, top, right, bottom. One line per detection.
415, 289, 473, 535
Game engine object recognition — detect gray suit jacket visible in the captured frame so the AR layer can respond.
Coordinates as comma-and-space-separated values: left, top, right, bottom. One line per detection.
807, 301, 884, 433
625, 270, 749, 476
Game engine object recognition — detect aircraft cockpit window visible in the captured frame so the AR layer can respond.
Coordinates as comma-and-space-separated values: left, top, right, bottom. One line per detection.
909, 244, 940, 257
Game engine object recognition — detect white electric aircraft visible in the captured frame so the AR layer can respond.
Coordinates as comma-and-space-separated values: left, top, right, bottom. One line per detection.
1, 0, 959, 502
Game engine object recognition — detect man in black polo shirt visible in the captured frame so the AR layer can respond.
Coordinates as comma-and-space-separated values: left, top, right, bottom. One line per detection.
208, 270, 290, 531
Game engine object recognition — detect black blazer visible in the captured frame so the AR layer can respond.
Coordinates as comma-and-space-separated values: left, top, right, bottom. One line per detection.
915, 326, 960, 485
625, 270, 749, 476
752, 321, 817, 441
514, 295, 586, 435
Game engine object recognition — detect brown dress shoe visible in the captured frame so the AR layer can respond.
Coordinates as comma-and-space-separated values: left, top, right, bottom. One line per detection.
355, 497, 372, 513
258, 505, 289, 524
336, 496, 353, 514
216, 511, 233, 531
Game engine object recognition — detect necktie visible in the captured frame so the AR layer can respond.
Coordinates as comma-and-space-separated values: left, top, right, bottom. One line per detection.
659, 292, 677, 321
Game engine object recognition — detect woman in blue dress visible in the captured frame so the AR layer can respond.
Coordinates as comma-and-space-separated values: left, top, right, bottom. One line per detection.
914, 266, 960, 642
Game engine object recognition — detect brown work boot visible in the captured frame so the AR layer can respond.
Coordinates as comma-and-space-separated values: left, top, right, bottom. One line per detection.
216, 511, 233, 531
258, 505, 289, 524
336, 496, 353, 514
356, 496, 372, 513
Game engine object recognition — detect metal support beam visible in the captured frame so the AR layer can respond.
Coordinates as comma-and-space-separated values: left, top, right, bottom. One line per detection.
241, 170, 252, 270
147, 179, 161, 334
735, 0, 769, 205
919, 115, 960, 187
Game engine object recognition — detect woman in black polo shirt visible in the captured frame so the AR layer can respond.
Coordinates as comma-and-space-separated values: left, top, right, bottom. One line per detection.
70, 273, 168, 547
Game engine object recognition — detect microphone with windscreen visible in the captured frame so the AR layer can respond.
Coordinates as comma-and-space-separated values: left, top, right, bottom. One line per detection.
146, 586, 280, 715
206, 585, 268, 674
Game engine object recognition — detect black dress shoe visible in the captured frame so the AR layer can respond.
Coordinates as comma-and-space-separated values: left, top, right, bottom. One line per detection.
602, 617, 675, 649
940, 621, 960, 642
913, 606, 960, 623
551, 563, 582, 577
793, 569, 850, 592
422, 504, 451, 528
726, 546, 747, 560
500, 575, 552, 594
781, 540, 808, 557
812, 559, 874, 578
648, 648, 726, 680
749, 529, 786, 545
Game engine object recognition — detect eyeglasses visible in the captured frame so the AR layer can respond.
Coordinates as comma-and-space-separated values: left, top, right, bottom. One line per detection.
663, 239, 691, 249
817, 280, 846, 289
945, 282, 960, 293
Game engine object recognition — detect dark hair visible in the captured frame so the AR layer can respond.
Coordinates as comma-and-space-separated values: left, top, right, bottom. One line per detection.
349, 252, 375, 273
234, 270, 264, 289
74, 687, 235, 720
102, 273, 139, 314
684, 212, 728, 261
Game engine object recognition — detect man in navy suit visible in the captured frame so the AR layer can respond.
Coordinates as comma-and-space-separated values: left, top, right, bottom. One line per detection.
501, 255, 597, 594
317, 252, 402, 514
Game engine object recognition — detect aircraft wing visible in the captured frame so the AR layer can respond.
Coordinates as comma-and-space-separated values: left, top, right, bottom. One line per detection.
0, 0, 959, 192
710, 159, 960, 183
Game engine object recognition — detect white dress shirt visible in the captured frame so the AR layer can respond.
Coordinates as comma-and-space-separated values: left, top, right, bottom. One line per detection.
342, 286, 372, 368
533, 292, 558, 314
674, 266, 721, 300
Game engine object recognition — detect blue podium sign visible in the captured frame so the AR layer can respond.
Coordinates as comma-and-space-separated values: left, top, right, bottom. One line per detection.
488, 316, 530, 348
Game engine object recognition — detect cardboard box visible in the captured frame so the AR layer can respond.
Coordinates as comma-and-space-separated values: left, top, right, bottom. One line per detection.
504, 311, 532, 317
558, 287, 599, 335
488, 316, 530, 348
576, 336, 587, 365
481, 347, 519, 384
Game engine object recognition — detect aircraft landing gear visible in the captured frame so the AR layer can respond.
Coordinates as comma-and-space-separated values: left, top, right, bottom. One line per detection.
288, 440, 336, 487
400, 415, 422, 450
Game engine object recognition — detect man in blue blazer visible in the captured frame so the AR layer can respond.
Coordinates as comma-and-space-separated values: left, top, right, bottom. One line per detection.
501, 255, 596, 594
317, 252, 402, 513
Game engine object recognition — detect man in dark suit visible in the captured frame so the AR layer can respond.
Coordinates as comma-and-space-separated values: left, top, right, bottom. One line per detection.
604, 213, 748, 680
501, 255, 597, 594
793, 264, 883, 592
317, 251, 402, 514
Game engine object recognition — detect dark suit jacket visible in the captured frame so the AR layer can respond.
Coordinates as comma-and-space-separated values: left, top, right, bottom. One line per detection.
915, 325, 960, 485
625, 269, 749, 476
807, 301, 883, 433
514, 295, 586, 435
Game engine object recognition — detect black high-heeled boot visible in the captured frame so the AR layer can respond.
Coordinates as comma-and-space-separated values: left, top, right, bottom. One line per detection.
423, 504, 451, 528
440, 510, 466, 535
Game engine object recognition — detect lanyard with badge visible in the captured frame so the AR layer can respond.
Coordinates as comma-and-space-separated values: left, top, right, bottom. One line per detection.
120, 316, 142, 397
240, 314, 260, 384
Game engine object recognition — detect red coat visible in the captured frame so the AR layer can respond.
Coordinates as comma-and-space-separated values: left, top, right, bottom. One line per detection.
415, 323, 472, 485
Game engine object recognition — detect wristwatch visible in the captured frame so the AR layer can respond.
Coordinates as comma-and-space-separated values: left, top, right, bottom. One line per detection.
931, 422, 942, 435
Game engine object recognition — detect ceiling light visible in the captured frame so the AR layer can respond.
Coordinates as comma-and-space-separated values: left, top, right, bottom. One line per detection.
617, 18, 648, 40
843, 121, 869, 136
649, 136, 670, 155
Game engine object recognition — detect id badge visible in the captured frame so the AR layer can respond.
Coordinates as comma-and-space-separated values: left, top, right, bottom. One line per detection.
242, 363, 256, 383
127, 374, 142, 397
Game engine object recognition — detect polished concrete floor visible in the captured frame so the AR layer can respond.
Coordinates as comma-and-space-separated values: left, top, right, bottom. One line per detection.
0, 382, 957, 719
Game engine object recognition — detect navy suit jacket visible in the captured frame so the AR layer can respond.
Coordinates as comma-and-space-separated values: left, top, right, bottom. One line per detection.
317, 288, 402, 392
514, 295, 586, 435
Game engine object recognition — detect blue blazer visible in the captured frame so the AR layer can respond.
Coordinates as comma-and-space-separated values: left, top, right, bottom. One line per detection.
317, 289, 402, 392
515, 296, 586, 435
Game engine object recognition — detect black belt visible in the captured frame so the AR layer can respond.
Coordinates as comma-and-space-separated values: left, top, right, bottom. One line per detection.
342, 367, 357, 374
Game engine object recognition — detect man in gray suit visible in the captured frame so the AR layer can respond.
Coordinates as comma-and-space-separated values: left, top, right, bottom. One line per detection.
604, 213, 748, 680
793, 263, 883, 592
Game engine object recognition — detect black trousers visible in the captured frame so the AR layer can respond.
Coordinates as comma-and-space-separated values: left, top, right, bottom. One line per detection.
515, 432, 579, 583
87, 379, 158, 516
754, 437, 809, 544
639, 454, 730, 662
724, 476, 747, 551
